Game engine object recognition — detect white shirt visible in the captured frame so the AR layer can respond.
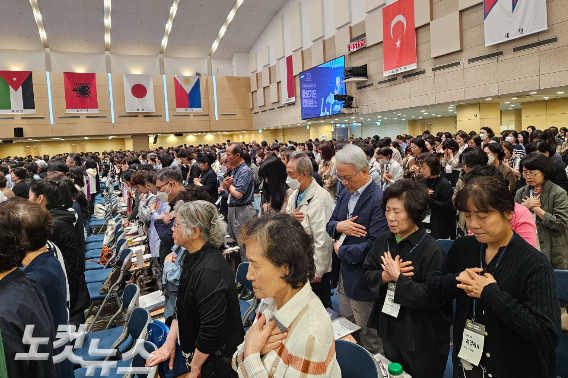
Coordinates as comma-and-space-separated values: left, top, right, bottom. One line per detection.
348, 177, 372, 218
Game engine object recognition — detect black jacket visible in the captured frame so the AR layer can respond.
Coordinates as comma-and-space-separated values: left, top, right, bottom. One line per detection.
428, 234, 561, 378
50, 208, 90, 316
419, 176, 456, 239
170, 243, 244, 377
364, 228, 452, 354
199, 168, 219, 204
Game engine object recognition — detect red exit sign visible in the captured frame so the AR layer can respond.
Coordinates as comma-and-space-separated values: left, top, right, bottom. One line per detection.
348, 38, 365, 53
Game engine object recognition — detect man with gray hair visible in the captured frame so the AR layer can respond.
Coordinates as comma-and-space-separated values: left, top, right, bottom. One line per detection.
326, 144, 388, 353
285, 151, 335, 308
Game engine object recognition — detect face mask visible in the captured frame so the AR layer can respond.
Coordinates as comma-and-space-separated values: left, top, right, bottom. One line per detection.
480, 134, 487, 140
156, 184, 171, 202
220, 165, 227, 174
379, 159, 388, 165
487, 154, 495, 164
286, 176, 303, 191
505, 136, 515, 143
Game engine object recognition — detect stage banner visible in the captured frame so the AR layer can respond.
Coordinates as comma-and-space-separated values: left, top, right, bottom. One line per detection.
64, 72, 98, 113
382, 0, 417, 76
0, 71, 35, 114
280, 55, 295, 104
123, 74, 155, 112
174, 76, 202, 112
484, 0, 547, 46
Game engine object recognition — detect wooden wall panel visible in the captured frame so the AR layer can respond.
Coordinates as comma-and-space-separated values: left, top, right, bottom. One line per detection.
290, 2, 303, 52
312, 38, 326, 66
310, 0, 324, 41
274, 15, 285, 60
430, 11, 462, 58
335, 0, 351, 29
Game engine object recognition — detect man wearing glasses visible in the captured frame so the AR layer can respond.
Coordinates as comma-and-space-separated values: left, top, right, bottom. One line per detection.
326, 144, 388, 354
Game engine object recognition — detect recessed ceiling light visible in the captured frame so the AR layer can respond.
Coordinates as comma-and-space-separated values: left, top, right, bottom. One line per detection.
377, 116, 381, 118
320, 120, 324, 122
412, 116, 416, 118
296, 123, 300, 125
486, 98, 492, 100
419, 117, 422, 119
438, 115, 441, 117
529, 91, 537, 95
367, 119, 370, 121
424, 113, 428, 115
511, 105, 516, 107
351, 117, 355, 118
558, 91, 565, 94
512, 97, 517, 100
402, 119, 406, 121
505, 101, 510, 104
335, 119, 338, 120
421, 110, 425, 112
544, 97, 549, 100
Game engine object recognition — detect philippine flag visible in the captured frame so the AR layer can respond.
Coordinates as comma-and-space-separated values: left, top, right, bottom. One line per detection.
174, 76, 202, 112
123, 74, 155, 112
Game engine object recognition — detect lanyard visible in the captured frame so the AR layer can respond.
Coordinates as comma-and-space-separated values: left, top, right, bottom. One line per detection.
471, 234, 514, 322
387, 231, 427, 260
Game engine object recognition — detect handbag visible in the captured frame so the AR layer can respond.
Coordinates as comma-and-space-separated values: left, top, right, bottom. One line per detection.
146, 321, 189, 378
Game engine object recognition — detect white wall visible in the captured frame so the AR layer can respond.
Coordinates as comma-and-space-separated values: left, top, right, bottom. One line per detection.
211, 59, 233, 76
0, 49, 46, 71
248, 0, 369, 72
163, 57, 209, 76
231, 53, 250, 76
50, 51, 107, 73
363, 121, 409, 140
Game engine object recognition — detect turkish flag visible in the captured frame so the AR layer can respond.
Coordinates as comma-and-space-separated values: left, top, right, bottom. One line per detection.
64, 72, 98, 113
382, 0, 417, 76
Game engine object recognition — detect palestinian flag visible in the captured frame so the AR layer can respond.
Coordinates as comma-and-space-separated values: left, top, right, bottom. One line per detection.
174, 76, 202, 112
0, 71, 35, 114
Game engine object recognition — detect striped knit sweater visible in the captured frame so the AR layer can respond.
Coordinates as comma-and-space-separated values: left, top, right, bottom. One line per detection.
232, 282, 341, 377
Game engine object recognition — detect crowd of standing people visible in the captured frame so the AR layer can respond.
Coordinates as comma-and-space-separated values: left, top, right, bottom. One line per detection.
0, 124, 566, 377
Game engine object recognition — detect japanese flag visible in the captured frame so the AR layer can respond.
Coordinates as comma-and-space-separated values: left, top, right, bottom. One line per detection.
123, 74, 155, 112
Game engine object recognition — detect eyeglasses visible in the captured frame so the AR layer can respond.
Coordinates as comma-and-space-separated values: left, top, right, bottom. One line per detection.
523, 171, 542, 178
156, 182, 171, 190
337, 171, 361, 184
172, 221, 181, 230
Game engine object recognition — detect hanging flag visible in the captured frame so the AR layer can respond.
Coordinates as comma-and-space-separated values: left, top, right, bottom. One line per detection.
123, 74, 155, 112
64, 72, 98, 113
382, 0, 417, 76
0, 71, 35, 114
484, 0, 547, 46
280, 55, 295, 104
174, 76, 202, 112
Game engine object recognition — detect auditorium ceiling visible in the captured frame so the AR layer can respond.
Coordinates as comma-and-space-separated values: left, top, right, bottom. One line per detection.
0, 0, 287, 59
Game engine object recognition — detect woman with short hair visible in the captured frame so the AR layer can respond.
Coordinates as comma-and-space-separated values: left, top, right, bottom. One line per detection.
233, 214, 341, 378
364, 179, 451, 378
146, 200, 243, 377
10, 167, 29, 199
428, 175, 561, 378
484, 143, 517, 195
194, 152, 219, 204
416, 153, 456, 239
403, 137, 427, 181
515, 153, 568, 269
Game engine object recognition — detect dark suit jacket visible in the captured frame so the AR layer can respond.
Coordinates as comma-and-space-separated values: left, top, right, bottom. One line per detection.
326, 179, 388, 301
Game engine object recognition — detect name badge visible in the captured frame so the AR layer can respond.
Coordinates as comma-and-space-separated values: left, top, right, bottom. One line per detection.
381, 282, 401, 318
446, 164, 453, 174
458, 320, 485, 367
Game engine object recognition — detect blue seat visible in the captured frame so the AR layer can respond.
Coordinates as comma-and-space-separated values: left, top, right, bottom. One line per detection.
85, 261, 106, 271
85, 268, 112, 284
335, 339, 379, 378
444, 346, 453, 378
437, 239, 454, 256
85, 235, 105, 243
555, 270, 568, 378
237, 263, 258, 327
73, 307, 151, 366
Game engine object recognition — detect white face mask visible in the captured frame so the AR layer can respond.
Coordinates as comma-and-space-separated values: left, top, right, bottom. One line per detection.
156, 183, 171, 202
487, 154, 495, 164
505, 136, 515, 143
480, 133, 487, 140
286, 175, 304, 191
379, 159, 388, 165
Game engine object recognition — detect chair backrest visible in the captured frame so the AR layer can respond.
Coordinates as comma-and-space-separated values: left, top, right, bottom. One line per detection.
127, 307, 151, 342
122, 284, 141, 322
554, 270, 568, 304
437, 239, 454, 256
130, 341, 158, 378
237, 263, 253, 291
116, 237, 127, 253
335, 340, 379, 378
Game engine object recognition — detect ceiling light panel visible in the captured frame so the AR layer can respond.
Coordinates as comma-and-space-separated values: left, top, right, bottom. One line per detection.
210, 0, 245, 56
29, 0, 49, 48
104, 0, 111, 50
160, 0, 180, 54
